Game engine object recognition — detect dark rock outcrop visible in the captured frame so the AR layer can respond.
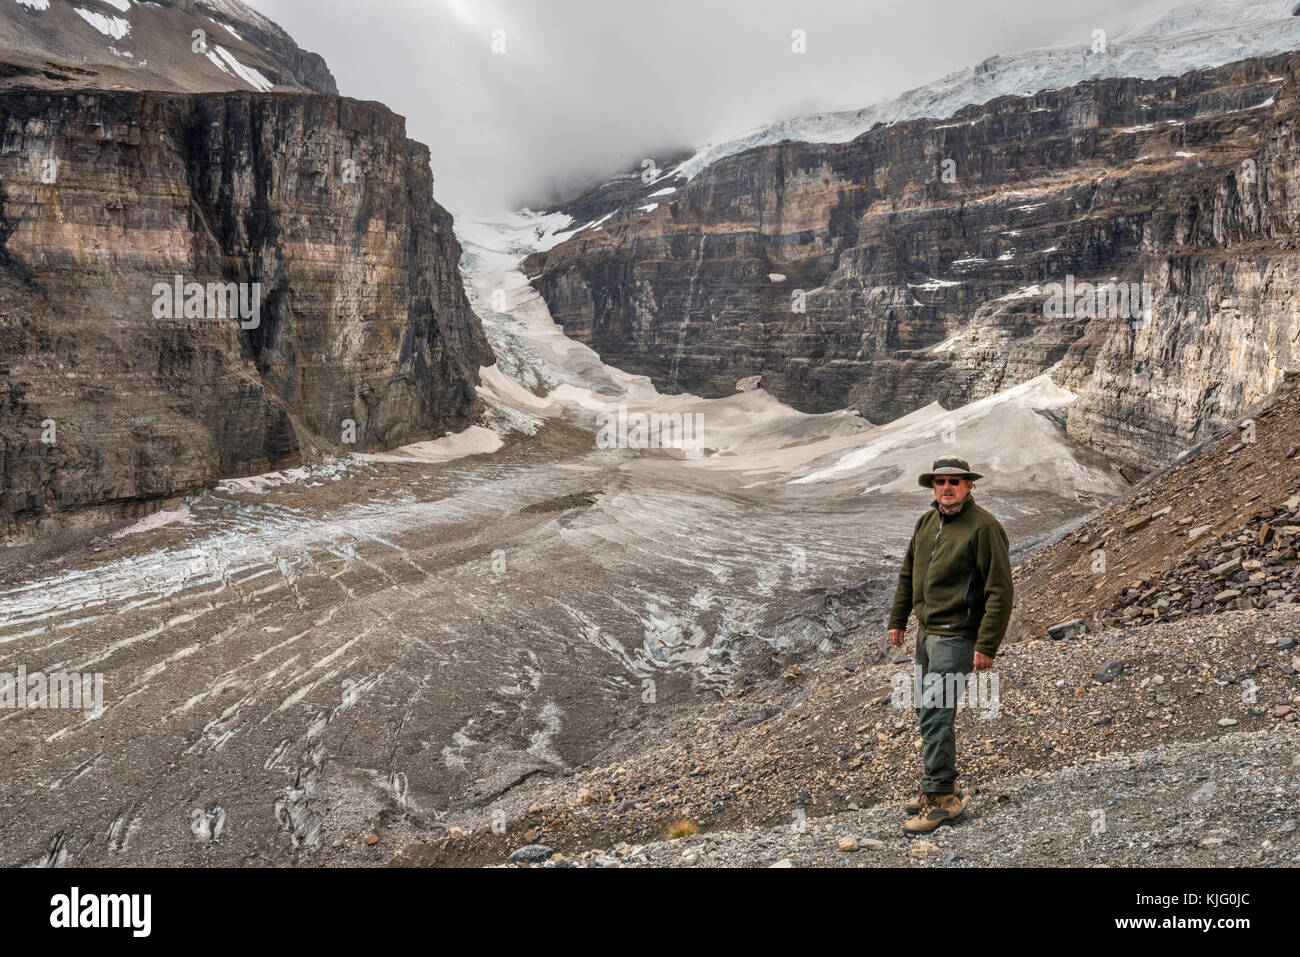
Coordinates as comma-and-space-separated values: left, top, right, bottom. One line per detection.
0, 89, 492, 540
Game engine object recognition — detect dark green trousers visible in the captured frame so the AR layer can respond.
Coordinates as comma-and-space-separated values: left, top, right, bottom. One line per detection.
914, 629, 976, 795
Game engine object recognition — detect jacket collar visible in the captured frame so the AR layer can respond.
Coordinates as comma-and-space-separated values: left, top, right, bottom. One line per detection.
931, 493, 973, 520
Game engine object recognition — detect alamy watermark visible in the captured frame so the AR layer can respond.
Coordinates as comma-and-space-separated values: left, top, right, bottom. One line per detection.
891, 665, 1001, 719
152, 275, 261, 329
1, 666, 104, 717
595, 405, 706, 459
50, 887, 150, 937
1042, 276, 1152, 328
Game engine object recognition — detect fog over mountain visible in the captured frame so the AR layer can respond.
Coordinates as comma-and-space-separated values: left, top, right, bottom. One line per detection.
250, 0, 1193, 214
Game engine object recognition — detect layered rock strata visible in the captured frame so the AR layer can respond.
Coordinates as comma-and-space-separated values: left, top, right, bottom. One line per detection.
525, 53, 1300, 471
0, 89, 492, 539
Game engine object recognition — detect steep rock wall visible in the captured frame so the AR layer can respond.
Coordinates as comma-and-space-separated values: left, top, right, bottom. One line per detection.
525, 54, 1300, 472
0, 90, 492, 539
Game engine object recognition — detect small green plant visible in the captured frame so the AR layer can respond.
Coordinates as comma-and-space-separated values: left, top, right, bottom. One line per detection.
667, 817, 699, 839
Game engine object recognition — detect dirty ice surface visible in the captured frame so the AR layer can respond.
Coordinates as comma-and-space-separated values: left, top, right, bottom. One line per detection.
0, 209, 1126, 866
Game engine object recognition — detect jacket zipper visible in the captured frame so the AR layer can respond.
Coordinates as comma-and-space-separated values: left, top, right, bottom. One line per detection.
922, 511, 944, 614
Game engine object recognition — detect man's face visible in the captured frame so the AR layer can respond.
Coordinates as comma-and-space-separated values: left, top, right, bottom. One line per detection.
932, 476, 972, 507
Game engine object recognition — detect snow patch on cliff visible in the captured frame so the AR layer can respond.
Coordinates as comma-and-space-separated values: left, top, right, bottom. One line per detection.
355, 427, 504, 464
112, 508, 195, 538
74, 7, 130, 39
213, 44, 272, 92
788, 371, 1120, 499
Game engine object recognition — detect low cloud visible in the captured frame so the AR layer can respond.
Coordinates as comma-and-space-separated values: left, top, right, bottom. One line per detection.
251, 0, 1187, 215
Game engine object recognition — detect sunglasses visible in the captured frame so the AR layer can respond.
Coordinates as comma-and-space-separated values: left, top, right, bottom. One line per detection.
932, 477, 966, 487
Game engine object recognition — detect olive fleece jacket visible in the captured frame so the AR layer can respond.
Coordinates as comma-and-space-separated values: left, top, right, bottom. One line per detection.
887, 494, 1014, 658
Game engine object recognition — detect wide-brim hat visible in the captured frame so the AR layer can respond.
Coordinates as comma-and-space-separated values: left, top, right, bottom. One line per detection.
918, 456, 983, 487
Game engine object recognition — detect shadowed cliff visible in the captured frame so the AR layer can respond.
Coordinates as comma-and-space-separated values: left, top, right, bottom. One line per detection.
0, 89, 493, 540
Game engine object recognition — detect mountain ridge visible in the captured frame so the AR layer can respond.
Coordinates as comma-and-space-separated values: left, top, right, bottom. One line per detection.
523, 50, 1300, 473
0, 0, 337, 95
671, 0, 1300, 184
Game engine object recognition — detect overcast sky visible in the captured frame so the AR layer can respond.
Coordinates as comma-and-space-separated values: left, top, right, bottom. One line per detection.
249, 0, 1189, 216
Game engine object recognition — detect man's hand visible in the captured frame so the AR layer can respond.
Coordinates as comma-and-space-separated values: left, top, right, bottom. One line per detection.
888, 628, 905, 647
973, 651, 994, 671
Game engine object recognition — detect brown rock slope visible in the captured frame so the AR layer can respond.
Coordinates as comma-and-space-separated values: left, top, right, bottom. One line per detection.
1010, 371, 1300, 640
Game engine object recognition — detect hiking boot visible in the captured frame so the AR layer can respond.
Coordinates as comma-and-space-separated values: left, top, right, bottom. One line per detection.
902, 792, 965, 836
905, 784, 963, 814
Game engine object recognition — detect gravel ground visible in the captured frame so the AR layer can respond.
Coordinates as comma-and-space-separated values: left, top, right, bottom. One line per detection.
520, 725, 1300, 867
393, 604, 1300, 867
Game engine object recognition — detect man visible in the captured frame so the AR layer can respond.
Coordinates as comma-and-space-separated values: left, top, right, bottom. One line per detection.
887, 456, 1013, 835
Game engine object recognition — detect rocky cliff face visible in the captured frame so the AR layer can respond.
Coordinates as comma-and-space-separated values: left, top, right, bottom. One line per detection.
1058, 52, 1300, 470
0, 89, 493, 540
524, 53, 1300, 473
